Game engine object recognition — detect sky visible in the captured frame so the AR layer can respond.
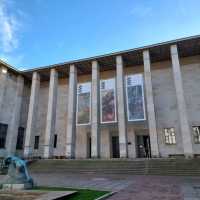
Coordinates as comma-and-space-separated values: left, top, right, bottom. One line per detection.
0, 0, 200, 70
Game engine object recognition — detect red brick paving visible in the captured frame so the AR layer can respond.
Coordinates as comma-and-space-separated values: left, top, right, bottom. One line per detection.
108, 176, 183, 200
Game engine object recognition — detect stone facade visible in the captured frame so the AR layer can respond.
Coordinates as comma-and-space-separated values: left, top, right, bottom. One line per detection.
0, 36, 200, 159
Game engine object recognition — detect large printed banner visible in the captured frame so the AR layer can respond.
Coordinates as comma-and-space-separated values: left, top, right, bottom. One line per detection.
76, 82, 91, 125
100, 78, 117, 123
126, 74, 145, 121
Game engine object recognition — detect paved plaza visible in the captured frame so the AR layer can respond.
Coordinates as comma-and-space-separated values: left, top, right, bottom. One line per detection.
2, 173, 200, 199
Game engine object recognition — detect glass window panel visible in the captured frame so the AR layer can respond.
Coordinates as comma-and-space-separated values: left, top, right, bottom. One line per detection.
0, 123, 8, 149
16, 127, 25, 150
34, 136, 39, 149
164, 128, 176, 144
193, 126, 200, 144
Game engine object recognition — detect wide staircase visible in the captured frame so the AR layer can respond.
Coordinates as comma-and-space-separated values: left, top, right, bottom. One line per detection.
29, 158, 200, 176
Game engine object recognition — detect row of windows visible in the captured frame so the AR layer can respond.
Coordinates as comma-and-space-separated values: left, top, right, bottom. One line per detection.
1, 123, 200, 149
33, 135, 58, 150
164, 126, 200, 145
0, 123, 58, 150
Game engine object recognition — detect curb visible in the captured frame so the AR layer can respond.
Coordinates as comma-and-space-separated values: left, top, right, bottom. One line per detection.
95, 192, 116, 200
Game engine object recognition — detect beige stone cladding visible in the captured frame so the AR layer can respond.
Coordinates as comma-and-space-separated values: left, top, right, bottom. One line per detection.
181, 55, 200, 155
16, 84, 31, 156
54, 78, 68, 157
1, 48, 200, 159
151, 61, 183, 157
34, 81, 49, 156
0, 73, 19, 156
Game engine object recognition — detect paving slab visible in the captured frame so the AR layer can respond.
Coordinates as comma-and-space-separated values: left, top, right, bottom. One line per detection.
2, 173, 200, 200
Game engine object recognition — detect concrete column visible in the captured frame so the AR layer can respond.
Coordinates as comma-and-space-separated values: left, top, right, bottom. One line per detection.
100, 129, 111, 159
116, 55, 128, 158
127, 127, 136, 158
143, 50, 159, 157
24, 72, 40, 157
0, 66, 8, 113
91, 60, 100, 158
43, 68, 58, 158
170, 44, 193, 157
66, 64, 77, 158
75, 129, 88, 159
6, 75, 24, 154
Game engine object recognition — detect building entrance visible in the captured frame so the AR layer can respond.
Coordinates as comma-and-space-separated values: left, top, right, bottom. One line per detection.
136, 135, 151, 158
112, 136, 120, 158
87, 135, 91, 158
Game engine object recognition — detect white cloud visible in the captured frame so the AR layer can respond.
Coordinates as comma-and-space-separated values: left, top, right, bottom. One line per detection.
0, 53, 24, 67
0, 0, 21, 53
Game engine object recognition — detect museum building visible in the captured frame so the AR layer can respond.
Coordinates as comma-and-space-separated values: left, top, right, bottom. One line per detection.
0, 35, 200, 159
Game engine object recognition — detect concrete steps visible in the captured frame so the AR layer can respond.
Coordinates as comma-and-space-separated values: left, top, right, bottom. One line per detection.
29, 158, 200, 176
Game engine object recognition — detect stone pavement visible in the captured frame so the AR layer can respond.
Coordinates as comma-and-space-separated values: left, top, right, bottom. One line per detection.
1, 174, 200, 199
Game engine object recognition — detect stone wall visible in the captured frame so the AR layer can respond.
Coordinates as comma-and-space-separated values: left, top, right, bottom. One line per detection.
1, 55, 200, 158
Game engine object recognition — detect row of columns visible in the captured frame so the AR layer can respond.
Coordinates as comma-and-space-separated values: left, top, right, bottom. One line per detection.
23, 44, 193, 158
0, 66, 24, 155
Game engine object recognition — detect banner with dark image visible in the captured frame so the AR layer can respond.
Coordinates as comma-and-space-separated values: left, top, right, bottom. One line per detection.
126, 74, 145, 121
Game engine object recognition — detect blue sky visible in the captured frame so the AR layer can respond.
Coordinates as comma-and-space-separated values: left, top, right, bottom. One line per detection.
0, 0, 200, 70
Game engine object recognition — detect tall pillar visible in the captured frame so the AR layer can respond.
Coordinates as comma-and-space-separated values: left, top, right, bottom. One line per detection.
91, 60, 100, 158
24, 72, 40, 157
143, 50, 159, 157
43, 68, 58, 158
116, 55, 128, 158
6, 75, 24, 154
170, 44, 193, 157
66, 64, 77, 158
100, 129, 111, 158
0, 66, 8, 113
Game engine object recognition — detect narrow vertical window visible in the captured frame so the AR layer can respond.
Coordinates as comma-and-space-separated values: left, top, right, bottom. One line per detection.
54, 134, 57, 148
34, 136, 40, 149
126, 74, 145, 121
193, 126, 200, 144
16, 127, 25, 150
0, 123, 8, 149
100, 78, 117, 123
164, 128, 176, 144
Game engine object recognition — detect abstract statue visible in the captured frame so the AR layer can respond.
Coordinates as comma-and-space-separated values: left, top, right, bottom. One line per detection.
3, 156, 34, 189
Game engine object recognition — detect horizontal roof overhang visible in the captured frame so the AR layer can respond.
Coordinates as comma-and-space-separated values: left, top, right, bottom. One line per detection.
1, 35, 200, 81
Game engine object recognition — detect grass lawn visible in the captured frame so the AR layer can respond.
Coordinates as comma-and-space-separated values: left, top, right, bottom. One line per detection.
33, 186, 110, 200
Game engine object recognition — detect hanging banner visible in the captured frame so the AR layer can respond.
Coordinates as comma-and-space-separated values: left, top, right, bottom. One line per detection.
126, 74, 145, 121
76, 82, 91, 125
100, 78, 117, 123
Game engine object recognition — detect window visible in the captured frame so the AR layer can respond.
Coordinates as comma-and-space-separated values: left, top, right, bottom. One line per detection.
193, 126, 200, 144
34, 136, 39, 149
54, 134, 57, 148
164, 128, 176, 144
0, 123, 8, 149
16, 127, 25, 150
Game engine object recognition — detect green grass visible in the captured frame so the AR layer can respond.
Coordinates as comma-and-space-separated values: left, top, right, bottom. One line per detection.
33, 186, 109, 200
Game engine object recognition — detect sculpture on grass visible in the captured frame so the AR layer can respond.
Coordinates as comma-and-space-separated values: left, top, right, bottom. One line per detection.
3, 156, 34, 189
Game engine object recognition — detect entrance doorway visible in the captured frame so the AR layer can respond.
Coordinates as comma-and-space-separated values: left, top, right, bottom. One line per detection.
112, 136, 120, 158
136, 135, 151, 158
87, 135, 91, 158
